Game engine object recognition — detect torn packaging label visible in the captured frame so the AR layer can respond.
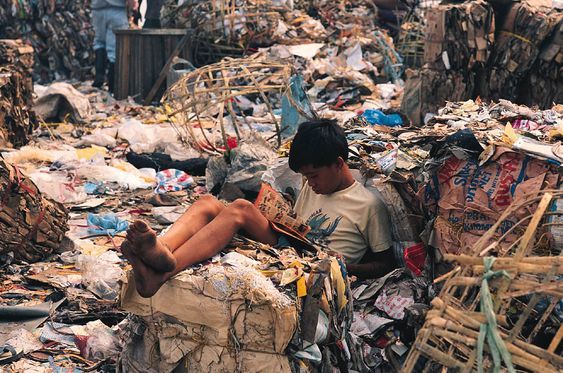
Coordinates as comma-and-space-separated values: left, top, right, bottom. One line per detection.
423, 146, 559, 254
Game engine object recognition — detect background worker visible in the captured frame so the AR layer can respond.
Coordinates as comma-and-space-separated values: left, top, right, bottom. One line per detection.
91, 0, 138, 93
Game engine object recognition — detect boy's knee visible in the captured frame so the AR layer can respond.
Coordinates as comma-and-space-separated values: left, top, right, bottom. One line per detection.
226, 199, 255, 225
196, 194, 223, 216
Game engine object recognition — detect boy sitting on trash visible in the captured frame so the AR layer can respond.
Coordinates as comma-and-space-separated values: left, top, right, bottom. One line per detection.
121, 119, 395, 297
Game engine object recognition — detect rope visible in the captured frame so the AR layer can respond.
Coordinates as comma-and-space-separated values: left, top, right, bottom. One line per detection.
500, 31, 532, 45
477, 257, 515, 373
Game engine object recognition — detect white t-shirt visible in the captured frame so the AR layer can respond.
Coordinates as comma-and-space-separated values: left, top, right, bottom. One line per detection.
294, 181, 392, 264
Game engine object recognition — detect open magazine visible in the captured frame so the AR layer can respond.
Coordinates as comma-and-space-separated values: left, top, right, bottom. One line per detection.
254, 183, 316, 251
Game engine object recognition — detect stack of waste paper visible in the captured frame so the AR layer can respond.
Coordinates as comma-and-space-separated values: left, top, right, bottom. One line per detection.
522, 15, 563, 108
402, 0, 495, 124
0, 157, 69, 265
405, 0, 563, 123
0, 39, 37, 147
120, 242, 353, 372
0, 0, 95, 82
484, 0, 559, 102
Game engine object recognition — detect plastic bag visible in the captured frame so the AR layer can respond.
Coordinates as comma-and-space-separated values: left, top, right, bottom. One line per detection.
28, 170, 87, 204
83, 320, 119, 360
86, 213, 129, 236
362, 109, 403, 127
76, 250, 123, 300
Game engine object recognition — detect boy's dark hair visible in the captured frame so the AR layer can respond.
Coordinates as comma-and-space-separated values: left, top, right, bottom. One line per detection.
288, 119, 348, 172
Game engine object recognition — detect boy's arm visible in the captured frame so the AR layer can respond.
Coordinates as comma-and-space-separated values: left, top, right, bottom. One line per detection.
346, 247, 395, 279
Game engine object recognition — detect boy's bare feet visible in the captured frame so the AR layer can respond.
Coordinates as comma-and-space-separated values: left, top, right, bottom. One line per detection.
121, 241, 168, 298
125, 220, 177, 273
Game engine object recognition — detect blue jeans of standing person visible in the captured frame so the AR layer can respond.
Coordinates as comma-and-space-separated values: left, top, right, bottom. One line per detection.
92, 7, 128, 63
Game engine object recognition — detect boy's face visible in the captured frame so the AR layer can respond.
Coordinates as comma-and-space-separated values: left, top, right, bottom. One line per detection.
299, 160, 344, 195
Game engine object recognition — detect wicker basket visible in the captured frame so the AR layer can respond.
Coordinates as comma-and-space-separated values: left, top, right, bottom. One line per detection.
191, 0, 291, 48
163, 55, 293, 153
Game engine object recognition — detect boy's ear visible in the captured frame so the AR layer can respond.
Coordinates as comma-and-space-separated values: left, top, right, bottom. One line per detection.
336, 157, 345, 168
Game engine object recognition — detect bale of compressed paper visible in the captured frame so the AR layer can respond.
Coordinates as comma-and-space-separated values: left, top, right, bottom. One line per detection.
484, 0, 557, 101
121, 262, 299, 355
0, 0, 95, 82
521, 14, 563, 108
0, 39, 37, 147
423, 0, 495, 71
119, 315, 293, 372
0, 157, 69, 263
121, 250, 353, 372
420, 146, 560, 255
401, 67, 475, 125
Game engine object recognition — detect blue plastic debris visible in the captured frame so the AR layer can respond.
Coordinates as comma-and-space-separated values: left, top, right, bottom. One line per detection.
361, 109, 403, 127
281, 74, 316, 138
86, 213, 129, 236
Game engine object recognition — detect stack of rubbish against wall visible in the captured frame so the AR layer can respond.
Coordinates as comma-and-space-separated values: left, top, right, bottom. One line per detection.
401, 0, 495, 125
0, 39, 37, 148
0, 0, 95, 82
402, 190, 562, 372
119, 243, 353, 372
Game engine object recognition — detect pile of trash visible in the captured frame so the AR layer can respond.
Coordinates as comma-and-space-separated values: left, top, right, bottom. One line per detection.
0, 39, 37, 147
160, 0, 403, 102
0, 0, 95, 82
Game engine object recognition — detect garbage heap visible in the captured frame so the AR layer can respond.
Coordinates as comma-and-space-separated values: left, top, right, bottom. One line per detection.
120, 245, 353, 372
0, 0, 95, 82
0, 39, 37, 148
403, 191, 562, 372
160, 0, 403, 93
403, 0, 563, 123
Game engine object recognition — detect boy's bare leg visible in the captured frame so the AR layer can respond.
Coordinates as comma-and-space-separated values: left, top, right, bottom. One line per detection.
159, 195, 226, 252
123, 199, 278, 298
123, 195, 225, 272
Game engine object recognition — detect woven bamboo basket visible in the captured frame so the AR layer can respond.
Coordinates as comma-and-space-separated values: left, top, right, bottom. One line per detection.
402, 190, 562, 372
190, 0, 290, 48
162, 55, 293, 153
396, 12, 425, 68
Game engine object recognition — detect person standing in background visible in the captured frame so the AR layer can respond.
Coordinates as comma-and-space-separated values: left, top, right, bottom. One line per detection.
141, 0, 165, 29
91, 0, 138, 93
